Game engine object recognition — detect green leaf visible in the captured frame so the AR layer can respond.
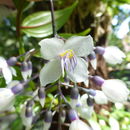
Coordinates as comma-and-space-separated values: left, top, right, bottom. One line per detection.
10, 117, 23, 130
22, 1, 78, 38
59, 28, 91, 38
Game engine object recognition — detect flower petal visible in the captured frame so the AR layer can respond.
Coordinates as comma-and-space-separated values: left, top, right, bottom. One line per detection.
40, 59, 62, 86
2, 67, 12, 84
39, 38, 64, 60
64, 35, 94, 57
67, 58, 88, 83
102, 79, 129, 103
103, 46, 126, 65
94, 90, 108, 104
69, 119, 91, 130
0, 88, 15, 112
0, 57, 8, 68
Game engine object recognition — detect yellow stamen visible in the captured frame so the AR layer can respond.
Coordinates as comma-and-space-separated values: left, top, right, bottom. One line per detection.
59, 49, 74, 58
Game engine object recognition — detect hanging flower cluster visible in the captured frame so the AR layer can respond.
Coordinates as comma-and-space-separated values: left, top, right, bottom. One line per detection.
0, 35, 129, 129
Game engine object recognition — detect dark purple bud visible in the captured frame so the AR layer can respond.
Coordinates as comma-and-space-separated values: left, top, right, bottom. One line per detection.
68, 109, 78, 122
88, 51, 96, 60
94, 46, 105, 55
28, 61, 32, 70
26, 100, 34, 108
88, 89, 96, 96
44, 111, 52, 123
25, 107, 33, 117
38, 88, 45, 99
91, 76, 105, 86
87, 96, 94, 106
21, 62, 28, 72
11, 83, 23, 94
7, 57, 17, 66
70, 87, 79, 99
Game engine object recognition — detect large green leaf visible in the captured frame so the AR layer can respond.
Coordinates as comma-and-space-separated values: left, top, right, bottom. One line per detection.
21, 1, 78, 38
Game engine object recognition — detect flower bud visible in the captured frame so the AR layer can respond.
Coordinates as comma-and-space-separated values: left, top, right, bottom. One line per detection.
69, 110, 91, 130
91, 76, 105, 86
88, 51, 97, 70
87, 96, 94, 106
70, 87, 79, 100
21, 101, 33, 129
11, 83, 23, 95
21, 62, 28, 81
25, 107, 33, 117
43, 111, 52, 130
70, 87, 79, 108
68, 109, 78, 122
87, 89, 96, 96
94, 46, 105, 55
38, 88, 45, 107
7, 57, 17, 66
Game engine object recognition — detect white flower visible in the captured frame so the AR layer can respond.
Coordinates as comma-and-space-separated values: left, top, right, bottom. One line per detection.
69, 119, 91, 130
91, 76, 129, 103
0, 57, 16, 84
94, 90, 108, 104
0, 88, 15, 112
39, 35, 94, 86
102, 79, 129, 103
103, 46, 126, 65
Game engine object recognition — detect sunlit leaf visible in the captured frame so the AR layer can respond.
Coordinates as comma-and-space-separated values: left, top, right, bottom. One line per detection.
21, 1, 78, 38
